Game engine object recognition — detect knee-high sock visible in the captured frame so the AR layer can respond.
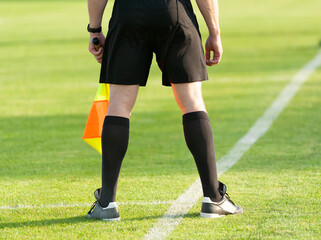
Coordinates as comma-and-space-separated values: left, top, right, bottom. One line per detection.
183, 111, 221, 202
100, 116, 129, 207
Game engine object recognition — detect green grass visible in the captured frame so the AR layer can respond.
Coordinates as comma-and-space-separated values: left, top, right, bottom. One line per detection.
0, 0, 320, 239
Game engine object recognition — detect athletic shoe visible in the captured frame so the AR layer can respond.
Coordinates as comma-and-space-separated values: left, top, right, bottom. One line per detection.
200, 181, 243, 218
86, 200, 120, 221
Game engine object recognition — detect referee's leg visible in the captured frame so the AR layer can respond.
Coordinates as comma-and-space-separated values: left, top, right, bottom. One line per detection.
172, 82, 222, 202
107, 84, 139, 117
99, 84, 139, 207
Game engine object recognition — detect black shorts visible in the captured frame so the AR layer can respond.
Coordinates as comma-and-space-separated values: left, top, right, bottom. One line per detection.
99, 0, 208, 87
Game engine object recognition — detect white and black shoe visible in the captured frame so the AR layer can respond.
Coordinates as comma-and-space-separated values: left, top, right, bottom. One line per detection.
86, 188, 120, 221
86, 200, 120, 221
200, 182, 243, 218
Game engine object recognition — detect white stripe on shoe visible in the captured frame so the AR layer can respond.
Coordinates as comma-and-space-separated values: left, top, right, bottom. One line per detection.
102, 202, 118, 209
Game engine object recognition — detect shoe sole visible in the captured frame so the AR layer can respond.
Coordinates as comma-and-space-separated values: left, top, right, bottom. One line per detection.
200, 212, 224, 218
102, 217, 120, 221
201, 209, 243, 218
86, 214, 121, 221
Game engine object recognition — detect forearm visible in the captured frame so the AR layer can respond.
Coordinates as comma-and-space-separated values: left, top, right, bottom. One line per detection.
88, 0, 108, 28
195, 0, 220, 35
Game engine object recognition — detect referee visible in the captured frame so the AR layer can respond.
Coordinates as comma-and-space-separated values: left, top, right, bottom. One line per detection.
86, 0, 242, 221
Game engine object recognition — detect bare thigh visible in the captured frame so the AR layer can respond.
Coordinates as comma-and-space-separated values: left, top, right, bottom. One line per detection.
171, 82, 206, 114
107, 84, 140, 118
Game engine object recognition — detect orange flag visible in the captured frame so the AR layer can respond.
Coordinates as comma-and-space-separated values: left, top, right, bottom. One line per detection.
82, 83, 110, 154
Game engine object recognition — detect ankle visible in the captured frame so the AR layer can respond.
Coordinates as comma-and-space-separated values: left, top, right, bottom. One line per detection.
99, 200, 110, 208
207, 194, 223, 202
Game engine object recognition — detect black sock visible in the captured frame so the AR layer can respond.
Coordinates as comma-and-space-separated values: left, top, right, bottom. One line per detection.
183, 111, 221, 202
99, 116, 129, 207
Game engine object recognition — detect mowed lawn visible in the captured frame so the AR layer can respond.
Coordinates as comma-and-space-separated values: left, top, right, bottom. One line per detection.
0, 0, 320, 239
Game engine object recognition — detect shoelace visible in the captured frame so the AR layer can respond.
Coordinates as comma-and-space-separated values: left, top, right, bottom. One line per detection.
88, 200, 97, 214
224, 192, 235, 205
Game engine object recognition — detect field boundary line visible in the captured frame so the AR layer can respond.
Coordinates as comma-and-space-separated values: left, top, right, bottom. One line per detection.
143, 50, 321, 240
0, 200, 174, 210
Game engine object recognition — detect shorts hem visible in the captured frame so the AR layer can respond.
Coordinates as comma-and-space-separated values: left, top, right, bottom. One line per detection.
163, 77, 208, 87
99, 80, 146, 87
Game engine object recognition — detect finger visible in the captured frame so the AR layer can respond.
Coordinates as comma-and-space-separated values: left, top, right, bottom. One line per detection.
206, 59, 216, 66
95, 54, 103, 61
205, 49, 211, 61
92, 47, 103, 57
89, 46, 99, 55
210, 58, 221, 64
211, 58, 220, 64
98, 38, 105, 48
95, 51, 103, 60
206, 60, 216, 66
92, 48, 102, 56
212, 55, 221, 62
206, 51, 221, 66
206, 58, 219, 66
89, 44, 96, 53
213, 50, 222, 61
95, 49, 103, 58
212, 58, 220, 64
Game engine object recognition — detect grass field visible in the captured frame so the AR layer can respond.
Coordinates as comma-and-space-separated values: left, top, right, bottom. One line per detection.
1, 0, 321, 239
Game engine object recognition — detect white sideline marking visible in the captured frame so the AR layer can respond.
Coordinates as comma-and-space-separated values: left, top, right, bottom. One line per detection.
143, 50, 321, 240
0, 201, 174, 210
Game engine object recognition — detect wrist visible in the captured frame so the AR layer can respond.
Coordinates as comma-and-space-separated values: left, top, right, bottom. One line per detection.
89, 23, 101, 28
87, 24, 102, 33
208, 26, 220, 36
